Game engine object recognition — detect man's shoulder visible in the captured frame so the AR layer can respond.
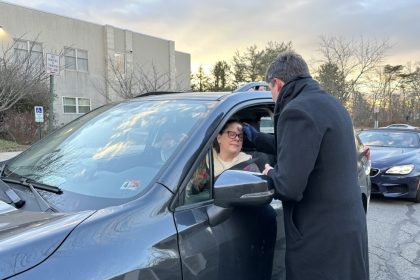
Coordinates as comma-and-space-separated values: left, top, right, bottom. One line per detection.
283, 89, 351, 129
290, 89, 344, 111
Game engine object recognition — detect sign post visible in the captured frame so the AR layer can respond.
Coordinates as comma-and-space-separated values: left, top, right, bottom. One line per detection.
34, 106, 44, 140
374, 106, 380, 128
46, 53, 60, 132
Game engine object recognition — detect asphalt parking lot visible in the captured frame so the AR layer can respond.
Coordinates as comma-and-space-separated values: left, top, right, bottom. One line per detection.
368, 196, 420, 280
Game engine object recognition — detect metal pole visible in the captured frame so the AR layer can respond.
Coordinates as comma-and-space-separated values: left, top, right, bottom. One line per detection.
49, 74, 54, 132
39, 123, 42, 140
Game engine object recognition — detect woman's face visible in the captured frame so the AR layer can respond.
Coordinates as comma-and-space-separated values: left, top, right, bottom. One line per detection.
217, 122, 243, 157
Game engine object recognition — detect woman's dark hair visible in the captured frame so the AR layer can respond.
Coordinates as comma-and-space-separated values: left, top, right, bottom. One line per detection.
213, 118, 243, 153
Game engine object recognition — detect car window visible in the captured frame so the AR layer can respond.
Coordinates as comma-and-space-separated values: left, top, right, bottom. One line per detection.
183, 151, 212, 205
235, 105, 274, 133
359, 131, 420, 148
180, 104, 275, 207
260, 116, 274, 133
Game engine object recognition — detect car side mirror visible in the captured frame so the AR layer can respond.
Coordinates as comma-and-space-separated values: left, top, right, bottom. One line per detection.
213, 170, 274, 208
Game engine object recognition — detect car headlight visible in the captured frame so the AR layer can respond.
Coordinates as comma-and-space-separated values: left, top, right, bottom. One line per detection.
385, 164, 414, 175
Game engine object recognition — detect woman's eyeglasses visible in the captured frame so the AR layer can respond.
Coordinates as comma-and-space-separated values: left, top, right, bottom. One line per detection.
223, 130, 243, 140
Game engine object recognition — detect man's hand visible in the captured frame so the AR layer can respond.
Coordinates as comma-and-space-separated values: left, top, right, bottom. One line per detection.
262, 163, 273, 175
243, 123, 258, 143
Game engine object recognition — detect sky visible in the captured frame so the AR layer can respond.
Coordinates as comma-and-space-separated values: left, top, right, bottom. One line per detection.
4, 0, 420, 73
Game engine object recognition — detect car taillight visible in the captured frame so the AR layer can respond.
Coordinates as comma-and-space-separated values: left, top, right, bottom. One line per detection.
362, 146, 370, 161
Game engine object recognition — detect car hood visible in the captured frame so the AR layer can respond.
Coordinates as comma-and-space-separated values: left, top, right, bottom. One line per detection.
370, 147, 419, 167
370, 147, 416, 159
0, 201, 94, 278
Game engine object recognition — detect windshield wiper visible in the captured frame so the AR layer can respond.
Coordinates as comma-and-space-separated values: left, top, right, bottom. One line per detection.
2, 177, 62, 194
2, 177, 61, 212
0, 178, 25, 208
0, 162, 5, 177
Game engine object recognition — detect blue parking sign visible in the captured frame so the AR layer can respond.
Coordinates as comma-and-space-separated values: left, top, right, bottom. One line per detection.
34, 106, 44, 123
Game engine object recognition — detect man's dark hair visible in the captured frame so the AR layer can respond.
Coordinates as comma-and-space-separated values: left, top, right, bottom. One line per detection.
265, 51, 310, 84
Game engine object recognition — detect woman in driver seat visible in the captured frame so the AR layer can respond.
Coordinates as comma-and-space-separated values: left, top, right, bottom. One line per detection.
213, 119, 260, 176
187, 119, 260, 200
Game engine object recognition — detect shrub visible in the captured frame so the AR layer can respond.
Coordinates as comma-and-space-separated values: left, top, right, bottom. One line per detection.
1, 110, 47, 144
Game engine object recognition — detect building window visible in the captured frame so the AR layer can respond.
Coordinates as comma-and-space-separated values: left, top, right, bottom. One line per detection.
78, 98, 91, 113
63, 97, 91, 114
13, 39, 43, 68
64, 48, 88, 72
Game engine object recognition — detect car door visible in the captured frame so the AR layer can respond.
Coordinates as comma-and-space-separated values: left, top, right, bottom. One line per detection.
173, 147, 277, 280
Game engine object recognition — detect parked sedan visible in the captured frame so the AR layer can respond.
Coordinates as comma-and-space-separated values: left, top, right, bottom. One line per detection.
358, 128, 420, 202
0, 90, 369, 279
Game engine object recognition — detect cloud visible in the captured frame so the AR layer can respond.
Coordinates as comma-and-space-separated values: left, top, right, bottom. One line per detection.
5, 0, 420, 70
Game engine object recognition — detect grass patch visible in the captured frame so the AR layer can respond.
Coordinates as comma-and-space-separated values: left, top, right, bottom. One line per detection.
0, 139, 28, 152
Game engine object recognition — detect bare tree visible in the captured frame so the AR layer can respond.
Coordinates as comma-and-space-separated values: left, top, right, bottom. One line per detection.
399, 63, 420, 124
383, 65, 405, 122
365, 63, 420, 125
0, 37, 49, 112
316, 36, 391, 105
100, 57, 187, 101
351, 91, 371, 127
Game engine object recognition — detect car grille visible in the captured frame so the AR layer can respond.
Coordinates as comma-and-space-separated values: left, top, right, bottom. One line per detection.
370, 168, 380, 177
386, 184, 408, 194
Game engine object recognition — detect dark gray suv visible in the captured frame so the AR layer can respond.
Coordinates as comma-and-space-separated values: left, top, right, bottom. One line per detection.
0, 90, 370, 279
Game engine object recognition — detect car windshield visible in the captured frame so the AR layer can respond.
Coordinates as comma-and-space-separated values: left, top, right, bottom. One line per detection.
5, 100, 212, 202
359, 131, 420, 148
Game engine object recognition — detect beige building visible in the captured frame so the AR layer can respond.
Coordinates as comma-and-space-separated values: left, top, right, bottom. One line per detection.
0, 1, 191, 126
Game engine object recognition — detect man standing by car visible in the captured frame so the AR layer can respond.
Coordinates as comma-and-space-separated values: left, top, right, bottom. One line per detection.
244, 51, 369, 279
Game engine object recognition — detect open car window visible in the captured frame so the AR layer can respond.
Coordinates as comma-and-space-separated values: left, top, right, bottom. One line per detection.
178, 103, 276, 208
182, 150, 212, 206
236, 105, 276, 167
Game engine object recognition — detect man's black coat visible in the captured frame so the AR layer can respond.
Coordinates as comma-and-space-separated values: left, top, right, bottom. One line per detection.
255, 76, 369, 280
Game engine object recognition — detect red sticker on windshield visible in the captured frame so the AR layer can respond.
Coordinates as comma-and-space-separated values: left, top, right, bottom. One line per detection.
121, 180, 141, 190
